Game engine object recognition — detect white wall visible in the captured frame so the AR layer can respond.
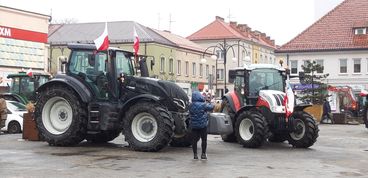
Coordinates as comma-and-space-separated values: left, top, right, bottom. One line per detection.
277, 50, 368, 89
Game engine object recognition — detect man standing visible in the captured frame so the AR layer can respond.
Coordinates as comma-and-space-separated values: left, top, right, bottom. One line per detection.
0, 77, 7, 130
321, 98, 332, 124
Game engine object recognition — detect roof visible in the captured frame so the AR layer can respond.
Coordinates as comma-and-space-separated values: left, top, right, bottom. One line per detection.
187, 17, 246, 41
232, 64, 285, 71
151, 29, 207, 53
48, 21, 176, 46
187, 16, 276, 49
277, 0, 368, 53
0, 5, 50, 19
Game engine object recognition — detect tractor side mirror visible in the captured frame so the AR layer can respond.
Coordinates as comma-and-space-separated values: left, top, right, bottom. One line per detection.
228, 70, 236, 83
299, 72, 305, 84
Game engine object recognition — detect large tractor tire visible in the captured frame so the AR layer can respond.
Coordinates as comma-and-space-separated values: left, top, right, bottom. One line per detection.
86, 130, 121, 143
123, 102, 174, 152
220, 98, 237, 142
287, 111, 319, 148
35, 85, 87, 146
235, 110, 268, 148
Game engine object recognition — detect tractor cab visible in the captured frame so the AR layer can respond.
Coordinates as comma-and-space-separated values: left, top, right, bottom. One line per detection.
229, 64, 286, 106
5, 72, 50, 104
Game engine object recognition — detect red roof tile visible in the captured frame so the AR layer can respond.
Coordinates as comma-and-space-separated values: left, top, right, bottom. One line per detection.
277, 0, 368, 53
187, 16, 276, 49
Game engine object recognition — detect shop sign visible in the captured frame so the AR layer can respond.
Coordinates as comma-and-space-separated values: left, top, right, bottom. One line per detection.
0, 25, 47, 43
0, 26, 11, 37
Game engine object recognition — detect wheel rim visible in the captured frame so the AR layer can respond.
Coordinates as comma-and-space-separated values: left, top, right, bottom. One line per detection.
8, 122, 19, 133
290, 119, 306, 140
131, 112, 158, 142
239, 118, 254, 141
42, 96, 73, 135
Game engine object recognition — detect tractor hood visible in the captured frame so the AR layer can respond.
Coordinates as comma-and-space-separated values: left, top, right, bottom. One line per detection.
259, 90, 286, 114
125, 77, 189, 111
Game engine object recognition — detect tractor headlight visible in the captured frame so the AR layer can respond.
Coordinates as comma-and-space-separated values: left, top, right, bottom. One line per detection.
173, 98, 186, 110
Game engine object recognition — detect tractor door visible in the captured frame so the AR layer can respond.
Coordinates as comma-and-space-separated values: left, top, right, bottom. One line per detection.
68, 50, 109, 100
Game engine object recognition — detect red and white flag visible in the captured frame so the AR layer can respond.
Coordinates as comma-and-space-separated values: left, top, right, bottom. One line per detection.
283, 75, 295, 121
94, 22, 109, 51
133, 27, 140, 57
26, 68, 33, 77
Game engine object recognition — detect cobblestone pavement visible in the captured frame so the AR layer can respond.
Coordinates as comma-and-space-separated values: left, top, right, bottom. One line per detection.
0, 124, 368, 178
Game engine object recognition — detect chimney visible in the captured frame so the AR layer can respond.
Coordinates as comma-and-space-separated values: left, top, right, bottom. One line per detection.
266, 36, 271, 41
271, 40, 275, 46
216, 16, 224, 21
230, 21, 237, 27
261, 33, 266, 38
237, 24, 248, 32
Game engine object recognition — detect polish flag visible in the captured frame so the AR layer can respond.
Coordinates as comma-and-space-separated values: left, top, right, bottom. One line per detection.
133, 27, 140, 57
26, 68, 33, 77
94, 22, 109, 51
283, 75, 295, 121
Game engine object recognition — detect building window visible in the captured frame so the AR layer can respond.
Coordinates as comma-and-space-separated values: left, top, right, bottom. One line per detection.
217, 69, 224, 80
169, 58, 173, 74
192, 62, 196, 76
216, 50, 224, 60
199, 63, 203, 77
290, 60, 298, 74
177, 60, 181, 75
354, 58, 361, 73
205, 65, 209, 78
160, 57, 165, 72
355, 28, 367, 35
185, 61, 189, 76
316, 59, 324, 73
339, 59, 347, 73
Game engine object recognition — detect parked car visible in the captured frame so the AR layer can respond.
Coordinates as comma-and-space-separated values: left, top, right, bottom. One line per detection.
1, 100, 27, 134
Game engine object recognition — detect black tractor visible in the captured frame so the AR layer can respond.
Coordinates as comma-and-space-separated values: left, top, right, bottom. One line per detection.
35, 44, 190, 151
221, 64, 319, 148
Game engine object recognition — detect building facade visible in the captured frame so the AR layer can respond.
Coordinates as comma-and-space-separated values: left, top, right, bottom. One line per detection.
276, 0, 368, 91
0, 6, 50, 86
187, 16, 277, 97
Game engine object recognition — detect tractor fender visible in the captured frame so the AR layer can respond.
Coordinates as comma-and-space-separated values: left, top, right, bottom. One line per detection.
234, 105, 257, 119
120, 94, 162, 114
294, 103, 312, 112
222, 91, 242, 113
37, 76, 93, 103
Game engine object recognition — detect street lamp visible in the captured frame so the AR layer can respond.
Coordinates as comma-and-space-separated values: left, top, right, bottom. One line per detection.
201, 39, 241, 96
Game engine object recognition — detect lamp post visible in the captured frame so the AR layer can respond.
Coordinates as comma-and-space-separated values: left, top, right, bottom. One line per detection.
201, 39, 244, 96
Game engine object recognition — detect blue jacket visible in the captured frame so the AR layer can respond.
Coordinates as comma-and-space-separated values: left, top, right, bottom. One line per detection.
189, 91, 214, 129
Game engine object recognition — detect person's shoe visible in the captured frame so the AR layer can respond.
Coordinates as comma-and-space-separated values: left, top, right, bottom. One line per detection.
201, 153, 207, 160
193, 154, 198, 160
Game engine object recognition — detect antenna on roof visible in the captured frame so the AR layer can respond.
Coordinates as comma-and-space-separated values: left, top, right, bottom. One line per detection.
157, 13, 162, 30
168, 13, 175, 32
227, 9, 234, 22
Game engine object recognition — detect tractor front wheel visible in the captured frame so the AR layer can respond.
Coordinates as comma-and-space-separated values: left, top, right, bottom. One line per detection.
287, 111, 319, 148
123, 102, 174, 152
235, 110, 268, 148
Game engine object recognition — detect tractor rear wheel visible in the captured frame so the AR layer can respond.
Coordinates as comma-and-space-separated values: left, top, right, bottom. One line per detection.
86, 130, 121, 143
221, 98, 237, 142
287, 111, 319, 148
235, 110, 267, 148
123, 102, 174, 152
35, 85, 87, 146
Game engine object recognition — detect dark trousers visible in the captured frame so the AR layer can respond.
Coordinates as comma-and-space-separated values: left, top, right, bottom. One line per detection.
191, 127, 207, 155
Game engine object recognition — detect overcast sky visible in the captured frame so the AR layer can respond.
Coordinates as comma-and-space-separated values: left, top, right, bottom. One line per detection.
1, 0, 344, 46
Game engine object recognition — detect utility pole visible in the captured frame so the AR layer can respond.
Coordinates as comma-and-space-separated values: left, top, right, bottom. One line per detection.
227, 9, 234, 22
